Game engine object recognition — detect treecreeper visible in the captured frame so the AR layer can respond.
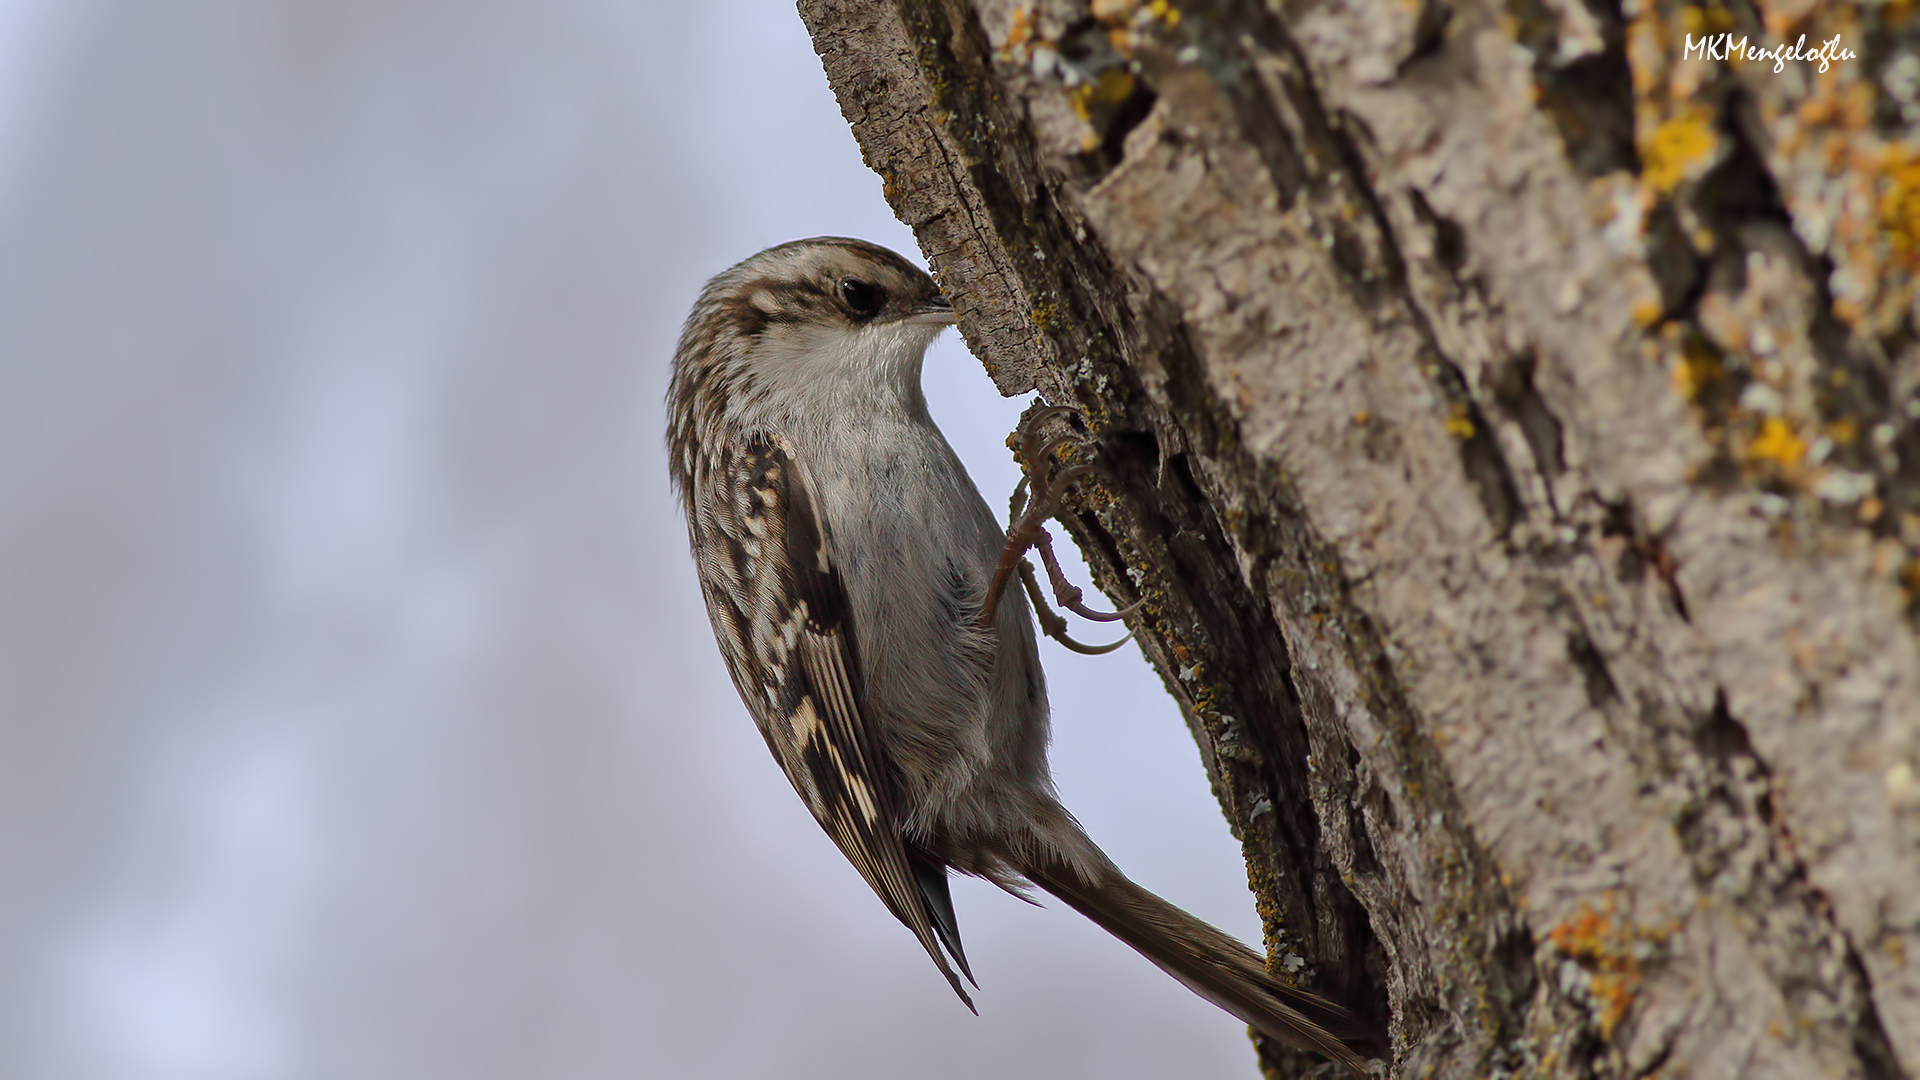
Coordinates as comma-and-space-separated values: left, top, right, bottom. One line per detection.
666, 236, 1381, 1073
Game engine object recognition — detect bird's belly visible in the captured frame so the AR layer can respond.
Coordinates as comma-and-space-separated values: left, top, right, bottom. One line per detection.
814, 445, 1050, 831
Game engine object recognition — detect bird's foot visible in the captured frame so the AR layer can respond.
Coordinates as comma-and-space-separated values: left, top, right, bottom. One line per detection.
978, 406, 1142, 654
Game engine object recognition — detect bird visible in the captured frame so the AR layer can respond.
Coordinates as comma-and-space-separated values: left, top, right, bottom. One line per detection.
665, 236, 1375, 1073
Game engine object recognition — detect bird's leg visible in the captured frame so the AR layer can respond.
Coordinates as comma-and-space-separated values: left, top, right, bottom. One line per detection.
979, 408, 1076, 627
979, 492, 1048, 629
978, 406, 1140, 653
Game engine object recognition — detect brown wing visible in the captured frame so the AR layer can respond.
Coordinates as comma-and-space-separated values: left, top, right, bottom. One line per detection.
689, 432, 974, 1006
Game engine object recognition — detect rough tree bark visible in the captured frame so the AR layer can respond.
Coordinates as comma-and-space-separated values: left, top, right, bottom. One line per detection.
797, 0, 1920, 1075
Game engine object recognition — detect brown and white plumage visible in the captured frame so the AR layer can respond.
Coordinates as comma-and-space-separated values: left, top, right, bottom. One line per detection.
696, 429, 975, 1002
666, 237, 1376, 1072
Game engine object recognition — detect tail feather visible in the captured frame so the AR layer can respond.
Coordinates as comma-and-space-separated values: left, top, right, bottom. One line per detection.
910, 855, 977, 988
1022, 856, 1377, 1076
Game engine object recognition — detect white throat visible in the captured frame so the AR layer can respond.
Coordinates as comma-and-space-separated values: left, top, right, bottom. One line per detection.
751, 320, 947, 424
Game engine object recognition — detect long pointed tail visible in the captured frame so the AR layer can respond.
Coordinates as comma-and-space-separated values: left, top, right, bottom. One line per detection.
1021, 855, 1379, 1075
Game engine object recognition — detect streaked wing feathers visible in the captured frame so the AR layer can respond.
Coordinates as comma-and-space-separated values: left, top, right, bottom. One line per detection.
691, 433, 973, 1007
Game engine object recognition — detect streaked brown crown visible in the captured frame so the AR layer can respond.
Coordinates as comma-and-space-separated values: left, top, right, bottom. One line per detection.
666, 237, 948, 502
698, 236, 945, 338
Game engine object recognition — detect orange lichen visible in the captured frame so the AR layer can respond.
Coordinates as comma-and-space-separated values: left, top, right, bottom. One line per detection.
1547, 897, 1646, 1040
1642, 113, 1718, 193
1747, 417, 1808, 470
999, 6, 1036, 57
1548, 904, 1614, 958
1616, 0, 1915, 349
1533, 0, 1920, 611
1880, 159, 1920, 259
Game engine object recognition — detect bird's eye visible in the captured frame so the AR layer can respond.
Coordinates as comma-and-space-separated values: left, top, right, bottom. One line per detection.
838, 278, 884, 318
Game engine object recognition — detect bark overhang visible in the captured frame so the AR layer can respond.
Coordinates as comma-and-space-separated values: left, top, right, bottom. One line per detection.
800, 0, 1920, 1075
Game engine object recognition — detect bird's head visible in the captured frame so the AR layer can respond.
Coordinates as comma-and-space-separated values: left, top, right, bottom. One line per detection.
690, 236, 955, 386
667, 238, 961, 491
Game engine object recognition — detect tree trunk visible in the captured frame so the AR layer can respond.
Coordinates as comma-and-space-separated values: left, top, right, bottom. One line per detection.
797, 0, 1920, 1074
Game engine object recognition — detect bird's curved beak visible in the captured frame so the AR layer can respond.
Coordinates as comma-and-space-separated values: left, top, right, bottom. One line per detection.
900, 295, 958, 326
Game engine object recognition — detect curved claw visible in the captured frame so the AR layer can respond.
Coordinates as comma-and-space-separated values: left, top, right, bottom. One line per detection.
1029, 432, 1077, 474
1018, 561, 1135, 655
1067, 596, 1145, 624
1039, 464, 1097, 511
1017, 405, 1081, 473
1021, 403, 1082, 474
1054, 630, 1135, 655
1023, 404, 1083, 431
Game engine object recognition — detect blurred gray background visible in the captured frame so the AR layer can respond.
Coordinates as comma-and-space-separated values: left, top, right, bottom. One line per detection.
0, 1, 1268, 1076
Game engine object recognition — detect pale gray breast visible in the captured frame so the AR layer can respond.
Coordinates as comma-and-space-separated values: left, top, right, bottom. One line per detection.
802, 413, 1048, 798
